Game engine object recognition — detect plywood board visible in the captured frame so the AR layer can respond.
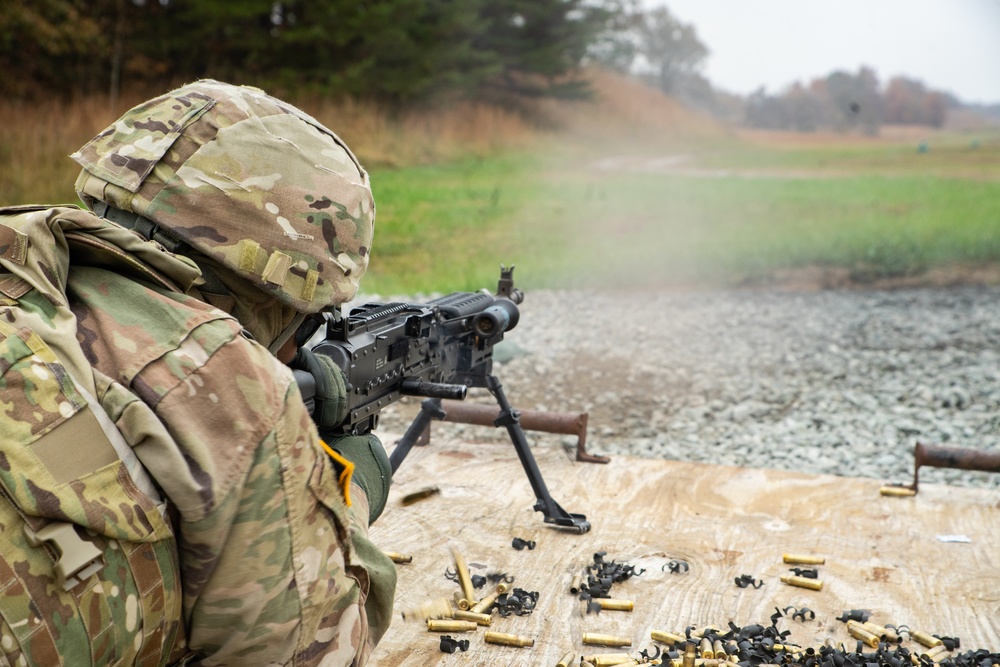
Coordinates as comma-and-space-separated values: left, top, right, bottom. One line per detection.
369, 434, 1000, 666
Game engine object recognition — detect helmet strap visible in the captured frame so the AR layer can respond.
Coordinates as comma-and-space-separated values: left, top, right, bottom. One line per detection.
91, 201, 187, 254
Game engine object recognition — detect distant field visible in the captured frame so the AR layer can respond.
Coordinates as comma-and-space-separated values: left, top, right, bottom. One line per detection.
362, 128, 1000, 295
3, 73, 998, 297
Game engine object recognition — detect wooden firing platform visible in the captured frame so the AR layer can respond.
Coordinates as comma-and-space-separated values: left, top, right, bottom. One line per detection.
369, 436, 1000, 666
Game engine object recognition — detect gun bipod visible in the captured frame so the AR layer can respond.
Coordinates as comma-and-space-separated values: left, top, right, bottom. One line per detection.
388, 379, 591, 534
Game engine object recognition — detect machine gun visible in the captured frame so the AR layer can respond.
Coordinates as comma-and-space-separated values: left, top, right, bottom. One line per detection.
296, 266, 590, 533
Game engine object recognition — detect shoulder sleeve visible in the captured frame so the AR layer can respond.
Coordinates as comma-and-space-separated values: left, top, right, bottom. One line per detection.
136, 320, 394, 665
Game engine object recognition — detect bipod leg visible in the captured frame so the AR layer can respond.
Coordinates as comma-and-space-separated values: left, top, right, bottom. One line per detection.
485, 375, 590, 534
389, 398, 446, 475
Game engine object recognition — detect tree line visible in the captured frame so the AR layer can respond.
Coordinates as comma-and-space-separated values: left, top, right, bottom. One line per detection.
744, 69, 956, 134
2, 0, 634, 105
1, 1, 961, 132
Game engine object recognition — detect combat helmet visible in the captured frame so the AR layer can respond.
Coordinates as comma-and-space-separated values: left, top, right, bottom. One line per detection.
72, 79, 374, 314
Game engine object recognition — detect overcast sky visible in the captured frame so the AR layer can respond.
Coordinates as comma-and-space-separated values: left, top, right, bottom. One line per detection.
643, 0, 1000, 105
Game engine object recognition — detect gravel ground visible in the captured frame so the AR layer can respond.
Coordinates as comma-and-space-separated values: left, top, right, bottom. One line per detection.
376, 285, 1000, 489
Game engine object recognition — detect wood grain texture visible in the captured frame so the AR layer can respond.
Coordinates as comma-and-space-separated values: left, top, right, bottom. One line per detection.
368, 436, 1000, 666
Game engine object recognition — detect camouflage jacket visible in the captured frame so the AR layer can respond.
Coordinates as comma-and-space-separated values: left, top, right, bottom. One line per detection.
0, 205, 396, 666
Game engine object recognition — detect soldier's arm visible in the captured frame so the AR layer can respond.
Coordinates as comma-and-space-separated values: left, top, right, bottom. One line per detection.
135, 317, 395, 665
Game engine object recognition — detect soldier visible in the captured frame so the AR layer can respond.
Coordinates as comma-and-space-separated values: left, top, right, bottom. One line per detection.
0, 80, 395, 665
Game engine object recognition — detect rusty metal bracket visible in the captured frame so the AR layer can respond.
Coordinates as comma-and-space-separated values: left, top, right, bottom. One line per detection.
895, 442, 1000, 494
416, 399, 609, 464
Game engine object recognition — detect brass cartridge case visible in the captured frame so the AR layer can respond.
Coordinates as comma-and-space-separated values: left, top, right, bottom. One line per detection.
484, 631, 534, 647
581, 653, 633, 666
596, 598, 635, 612
782, 553, 826, 565
651, 631, 686, 644
700, 638, 714, 658
911, 631, 943, 648
556, 649, 578, 667
452, 610, 492, 626
780, 574, 824, 591
450, 547, 477, 606
495, 581, 511, 594
690, 625, 722, 639
773, 644, 803, 654
426, 619, 477, 633
861, 622, 900, 643
400, 485, 440, 505
713, 640, 726, 659
570, 573, 584, 594
471, 589, 500, 614
846, 621, 879, 649
583, 633, 633, 647
921, 645, 948, 660
384, 551, 412, 564
452, 591, 471, 611
683, 643, 697, 667
879, 485, 916, 497
400, 597, 452, 621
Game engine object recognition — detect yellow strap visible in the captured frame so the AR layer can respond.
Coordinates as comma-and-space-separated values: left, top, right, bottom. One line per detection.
320, 440, 354, 507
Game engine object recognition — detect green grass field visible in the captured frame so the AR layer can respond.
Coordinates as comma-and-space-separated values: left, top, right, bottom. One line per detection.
362, 131, 1000, 295
3, 85, 998, 297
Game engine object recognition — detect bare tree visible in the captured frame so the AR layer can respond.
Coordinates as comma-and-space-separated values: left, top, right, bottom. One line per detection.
634, 6, 708, 95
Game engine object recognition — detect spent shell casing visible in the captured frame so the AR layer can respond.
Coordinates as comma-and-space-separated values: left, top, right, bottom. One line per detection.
700, 638, 714, 658
911, 631, 944, 648
651, 630, 686, 644
582, 654, 633, 666
683, 643, 697, 667
861, 622, 900, 643
780, 574, 824, 591
484, 631, 534, 647
583, 633, 633, 647
471, 590, 500, 615
426, 619, 477, 633
400, 485, 440, 505
450, 547, 477, 605
400, 597, 452, 621
595, 598, 635, 611
452, 610, 492, 626
452, 590, 471, 611
384, 551, 412, 564
921, 645, 949, 660
782, 553, 826, 565
846, 621, 880, 649
570, 573, 584, 594
556, 649, 578, 667
690, 625, 722, 639
879, 485, 917, 497
713, 640, 726, 658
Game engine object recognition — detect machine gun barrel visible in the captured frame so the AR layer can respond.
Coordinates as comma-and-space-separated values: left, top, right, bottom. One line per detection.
400, 378, 468, 400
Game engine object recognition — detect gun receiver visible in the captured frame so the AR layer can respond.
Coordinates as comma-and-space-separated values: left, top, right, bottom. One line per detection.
298, 267, 590, 533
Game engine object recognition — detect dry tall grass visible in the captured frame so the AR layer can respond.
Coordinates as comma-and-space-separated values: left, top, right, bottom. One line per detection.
302, 97, 537, 167
0, 94, 147, 205
535, 67, 727, 149
0, 69, 721, 205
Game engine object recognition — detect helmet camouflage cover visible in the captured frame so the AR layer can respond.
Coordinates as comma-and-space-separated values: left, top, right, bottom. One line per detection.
72, 79, 374, 313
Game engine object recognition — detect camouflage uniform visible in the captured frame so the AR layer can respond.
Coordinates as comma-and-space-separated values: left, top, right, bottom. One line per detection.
0, 81, 395, 666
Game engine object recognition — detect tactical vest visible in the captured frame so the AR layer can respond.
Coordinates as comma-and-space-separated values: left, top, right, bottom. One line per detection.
0, 206, 192, 666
